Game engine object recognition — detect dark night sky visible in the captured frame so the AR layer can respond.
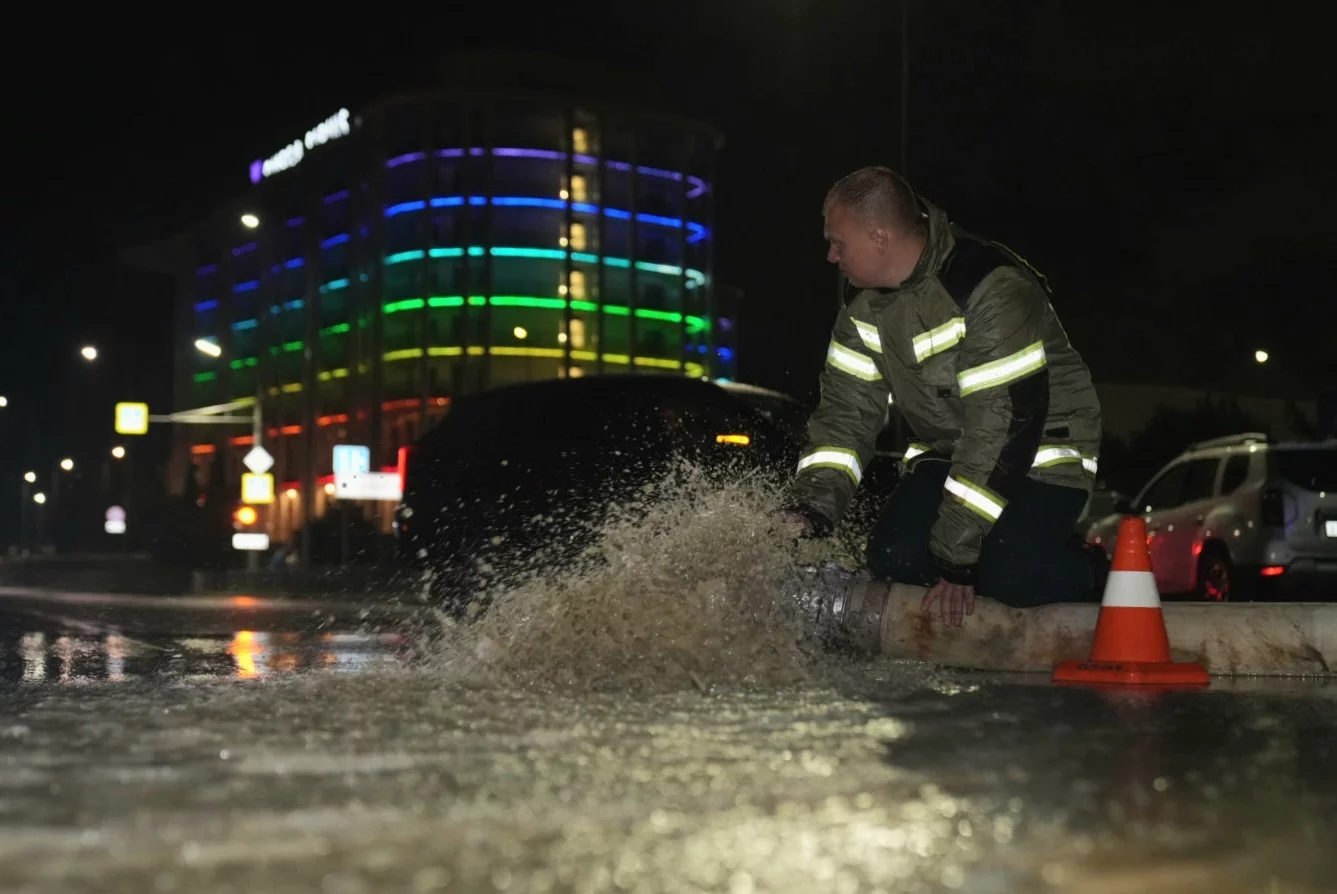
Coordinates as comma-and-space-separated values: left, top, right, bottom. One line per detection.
2, 1, 1333, 526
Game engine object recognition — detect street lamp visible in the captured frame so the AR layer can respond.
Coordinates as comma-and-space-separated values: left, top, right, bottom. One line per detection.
513, 327, 528, 340
0, 395, 7, 408
194, 337, 267, 571
60, 458, 74, 472
240, 213, 260, 229
81, 345, 98, 362
33, 492, 46, 505
23, 471, 36, 483
111, 445, 126, 459
1255, 350, 1270, 364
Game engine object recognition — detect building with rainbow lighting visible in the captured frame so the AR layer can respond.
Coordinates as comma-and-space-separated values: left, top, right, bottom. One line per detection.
130, 82, 732, 546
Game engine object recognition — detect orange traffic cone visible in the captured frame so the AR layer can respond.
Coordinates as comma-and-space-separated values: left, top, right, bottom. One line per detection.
1053, 516, 1210, 687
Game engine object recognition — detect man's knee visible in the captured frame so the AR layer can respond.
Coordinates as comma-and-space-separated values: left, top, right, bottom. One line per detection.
865, 536, 936, 586
977, 542, 1097, 607
976, 557, 1035, 607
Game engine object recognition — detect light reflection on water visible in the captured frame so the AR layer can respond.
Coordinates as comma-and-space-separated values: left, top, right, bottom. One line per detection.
2, 630, 411, 685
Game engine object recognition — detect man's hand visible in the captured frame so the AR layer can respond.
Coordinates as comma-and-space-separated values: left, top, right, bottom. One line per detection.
922, 578, 975, 627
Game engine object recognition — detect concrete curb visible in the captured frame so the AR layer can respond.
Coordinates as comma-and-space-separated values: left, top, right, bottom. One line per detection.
870, 583, 1337, 676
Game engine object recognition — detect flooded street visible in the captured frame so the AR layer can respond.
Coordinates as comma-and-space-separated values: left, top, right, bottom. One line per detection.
2, 615, 1335, 893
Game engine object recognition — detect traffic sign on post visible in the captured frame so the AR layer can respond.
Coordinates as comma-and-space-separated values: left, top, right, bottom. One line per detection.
115, 402, 149, 435
333, 445, 371, 487
243, 446, 274, 475
336, 471, 403, 501
241, 472, 274, 504
232, 532, 270, 551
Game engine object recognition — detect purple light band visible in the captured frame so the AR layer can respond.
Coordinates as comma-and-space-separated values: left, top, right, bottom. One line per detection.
232, 242, 257, 257
196, 264, 218, 276
385, 148, 708, 198
324, 190, 350, 204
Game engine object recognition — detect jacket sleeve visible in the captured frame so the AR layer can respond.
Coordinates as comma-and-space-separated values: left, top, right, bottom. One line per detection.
787, 303, 890, 535
928, 268, 1050, 583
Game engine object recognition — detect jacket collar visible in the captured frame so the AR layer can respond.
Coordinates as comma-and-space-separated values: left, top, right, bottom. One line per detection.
895, 197, 955, 291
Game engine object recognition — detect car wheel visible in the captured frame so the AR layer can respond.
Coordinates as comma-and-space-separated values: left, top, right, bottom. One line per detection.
1196, 547, 1234, 602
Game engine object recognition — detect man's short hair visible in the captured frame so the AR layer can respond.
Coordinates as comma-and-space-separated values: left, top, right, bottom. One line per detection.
823, 166, 922, 233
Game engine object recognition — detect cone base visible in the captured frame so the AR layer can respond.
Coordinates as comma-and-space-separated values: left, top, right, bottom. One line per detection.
1052, 658, 1210, 687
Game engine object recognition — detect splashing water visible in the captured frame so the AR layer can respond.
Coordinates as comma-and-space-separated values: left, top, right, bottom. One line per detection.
425, 462, 854, 692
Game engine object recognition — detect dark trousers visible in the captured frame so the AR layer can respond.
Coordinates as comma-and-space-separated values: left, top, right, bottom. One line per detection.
865, 459, 1097, 606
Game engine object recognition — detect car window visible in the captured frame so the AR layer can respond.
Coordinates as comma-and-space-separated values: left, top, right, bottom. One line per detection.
1272, 448, 1337, 492
651, 391, 758, 445
1220, 454, 1251, 494
1140, 463, 1188, 512
1181, 458, 1220, 503
727, 392, 808, 439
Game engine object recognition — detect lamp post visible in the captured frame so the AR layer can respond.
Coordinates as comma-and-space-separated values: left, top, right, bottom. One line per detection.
46, 458, 75, 551
194, 339, 264, 461
195, 338, 266, 572
19, 471, 36, 552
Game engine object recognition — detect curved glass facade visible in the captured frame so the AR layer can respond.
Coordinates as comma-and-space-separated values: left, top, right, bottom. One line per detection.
178, 92, 730, 540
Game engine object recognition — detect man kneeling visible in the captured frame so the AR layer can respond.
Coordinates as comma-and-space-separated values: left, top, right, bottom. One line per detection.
783, 167, 1106, 626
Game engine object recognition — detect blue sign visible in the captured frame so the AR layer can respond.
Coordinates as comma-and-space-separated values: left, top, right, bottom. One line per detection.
333, 444, 370, 481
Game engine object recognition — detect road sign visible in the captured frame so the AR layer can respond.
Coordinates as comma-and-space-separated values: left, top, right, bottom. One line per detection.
232, 532, 270, 551
241, 472, 274, 504
115, 402, 149, 435
336, 471, 403, 501
333, 444, 371, 485
243, 445, 274, 475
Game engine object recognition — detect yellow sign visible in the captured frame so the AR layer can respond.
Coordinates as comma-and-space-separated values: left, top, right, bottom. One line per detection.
115, 402, 149, 435
241, 473, 274, 505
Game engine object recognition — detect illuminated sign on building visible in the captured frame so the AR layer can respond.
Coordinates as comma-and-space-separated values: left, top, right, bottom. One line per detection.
249, 108, 352, 183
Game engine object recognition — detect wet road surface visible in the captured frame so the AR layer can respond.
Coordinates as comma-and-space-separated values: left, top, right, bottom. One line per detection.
1, 587, 1335, 893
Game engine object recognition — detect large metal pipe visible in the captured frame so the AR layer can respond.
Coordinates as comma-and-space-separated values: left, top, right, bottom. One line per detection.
811, 578, 1337, 677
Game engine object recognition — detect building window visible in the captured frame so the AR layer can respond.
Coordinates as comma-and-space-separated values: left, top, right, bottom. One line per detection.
642, 237, 668, 263
561, 222, 587, 251
558, 318, 587, 349
561, 175, 588, 203
572, 127, 590, 154
568, 270, 587, 300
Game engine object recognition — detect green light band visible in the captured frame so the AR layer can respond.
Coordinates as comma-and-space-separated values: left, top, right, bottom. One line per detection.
381, 295, 707, 333
382, 346, 705, 379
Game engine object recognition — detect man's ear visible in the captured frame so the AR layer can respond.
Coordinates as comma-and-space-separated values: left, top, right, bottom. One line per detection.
870, 225, 892, 253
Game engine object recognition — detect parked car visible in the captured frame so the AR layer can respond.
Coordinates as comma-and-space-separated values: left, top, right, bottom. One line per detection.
1084, 433, 1337, 601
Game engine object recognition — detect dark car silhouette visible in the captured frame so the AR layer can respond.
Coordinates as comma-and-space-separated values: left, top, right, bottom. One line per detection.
395, 375, 902, 612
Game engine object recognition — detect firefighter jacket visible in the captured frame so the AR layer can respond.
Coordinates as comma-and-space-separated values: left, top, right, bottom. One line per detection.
790, 199, 1102, 585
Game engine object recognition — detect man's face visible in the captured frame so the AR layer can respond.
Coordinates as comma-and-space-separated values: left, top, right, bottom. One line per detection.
824, 203, 887, 289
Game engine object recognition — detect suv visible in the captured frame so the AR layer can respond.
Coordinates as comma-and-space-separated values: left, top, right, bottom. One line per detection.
1084, 433, 1337, 601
